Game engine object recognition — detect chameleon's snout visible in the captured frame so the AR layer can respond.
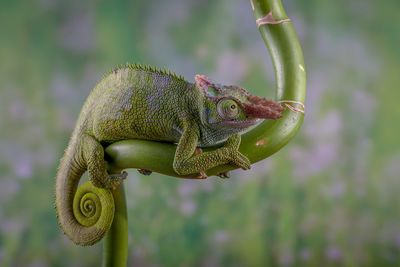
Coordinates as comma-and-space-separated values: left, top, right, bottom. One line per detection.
243, 95, 284, 120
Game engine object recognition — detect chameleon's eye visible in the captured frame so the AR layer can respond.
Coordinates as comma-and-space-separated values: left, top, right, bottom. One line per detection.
217, 99, 239, 119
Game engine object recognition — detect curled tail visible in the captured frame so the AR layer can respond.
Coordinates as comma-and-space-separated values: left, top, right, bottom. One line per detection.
55, 139, 115, 246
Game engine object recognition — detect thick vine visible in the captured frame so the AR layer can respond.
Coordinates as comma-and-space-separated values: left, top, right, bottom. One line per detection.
101, 0, 306, 266
105, 0, 306, 176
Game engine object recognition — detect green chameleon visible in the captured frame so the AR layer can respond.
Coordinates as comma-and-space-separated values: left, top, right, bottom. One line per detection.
55, 63, 284, 246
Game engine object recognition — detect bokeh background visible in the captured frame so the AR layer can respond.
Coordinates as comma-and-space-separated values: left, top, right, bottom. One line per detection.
1, 0, 400, 266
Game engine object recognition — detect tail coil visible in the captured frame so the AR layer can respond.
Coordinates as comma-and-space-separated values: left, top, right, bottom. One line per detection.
55, 143, 115, 246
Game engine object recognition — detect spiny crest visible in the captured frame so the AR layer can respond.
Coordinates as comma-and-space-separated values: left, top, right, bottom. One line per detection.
107, 63, 186, 81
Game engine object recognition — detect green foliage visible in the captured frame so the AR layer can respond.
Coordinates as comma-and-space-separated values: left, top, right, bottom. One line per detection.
0, 0, 399, 266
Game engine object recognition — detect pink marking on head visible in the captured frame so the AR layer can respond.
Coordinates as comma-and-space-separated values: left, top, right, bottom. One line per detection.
195, 74, 212, 89
243, 95, 284, 119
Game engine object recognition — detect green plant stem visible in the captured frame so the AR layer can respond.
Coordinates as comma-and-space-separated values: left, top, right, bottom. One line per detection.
102, 0, 305, 266
105, 0, 306, 177
102, 182, 128, 267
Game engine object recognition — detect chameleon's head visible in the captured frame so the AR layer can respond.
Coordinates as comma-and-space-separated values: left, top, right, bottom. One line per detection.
195, 74, 284, 134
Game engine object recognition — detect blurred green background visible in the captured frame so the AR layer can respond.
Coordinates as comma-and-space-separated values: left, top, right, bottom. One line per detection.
1, 0, 400, 266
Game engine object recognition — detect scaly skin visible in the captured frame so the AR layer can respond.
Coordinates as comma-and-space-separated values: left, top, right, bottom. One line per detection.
55, 63, 284, 246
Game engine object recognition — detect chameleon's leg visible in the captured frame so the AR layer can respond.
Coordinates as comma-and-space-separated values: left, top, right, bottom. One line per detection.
138, 169, 152, 176
82, 134, 127, 189
203, 137, 230, 178
194, 147, 207, 179
219, 134, 251, 172
173, 125, 251, 176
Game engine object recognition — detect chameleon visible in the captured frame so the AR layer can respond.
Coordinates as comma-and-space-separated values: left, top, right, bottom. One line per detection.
55, 63, 284, 246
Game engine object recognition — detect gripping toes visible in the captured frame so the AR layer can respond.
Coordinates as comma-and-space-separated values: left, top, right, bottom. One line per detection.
230, 151, 251, 170
224, 134, 251, 170
217, 171, 230, 179
138, 169, 152, 176
105, 171, 128, 189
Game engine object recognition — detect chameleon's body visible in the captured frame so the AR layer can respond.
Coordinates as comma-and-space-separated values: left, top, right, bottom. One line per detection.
55, 64, 283, 246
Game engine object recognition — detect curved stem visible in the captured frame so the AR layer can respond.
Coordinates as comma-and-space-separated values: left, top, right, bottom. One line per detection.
102, 183, 128, 267
105, 0, 306, 177
101, 0, 305, 266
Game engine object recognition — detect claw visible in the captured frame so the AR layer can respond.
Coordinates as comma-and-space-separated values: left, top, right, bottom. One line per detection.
196, 171, 208, 179
231, 152, 251, 170
218, 171, 230, 179
138, 169, 152, 176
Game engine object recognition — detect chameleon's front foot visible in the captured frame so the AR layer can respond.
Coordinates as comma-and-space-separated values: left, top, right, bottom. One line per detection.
223, 134, 251, 171
173, 131, 251, 178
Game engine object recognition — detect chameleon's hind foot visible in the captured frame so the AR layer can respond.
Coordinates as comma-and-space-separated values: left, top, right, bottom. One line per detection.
105, 171, 127, 189
138, 169, 152, 176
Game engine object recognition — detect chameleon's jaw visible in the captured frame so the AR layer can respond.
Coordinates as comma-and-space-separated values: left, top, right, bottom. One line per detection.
221, 118, 260, 128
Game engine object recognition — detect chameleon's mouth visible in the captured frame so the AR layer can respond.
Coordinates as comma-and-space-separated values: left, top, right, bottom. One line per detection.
222, 118, 260, 128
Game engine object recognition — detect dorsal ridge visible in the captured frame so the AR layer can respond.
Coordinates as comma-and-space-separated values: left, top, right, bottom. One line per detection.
108, 63, 186, 82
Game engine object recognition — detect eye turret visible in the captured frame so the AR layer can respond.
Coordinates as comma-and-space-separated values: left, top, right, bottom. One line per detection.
217, 99, 239, 119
